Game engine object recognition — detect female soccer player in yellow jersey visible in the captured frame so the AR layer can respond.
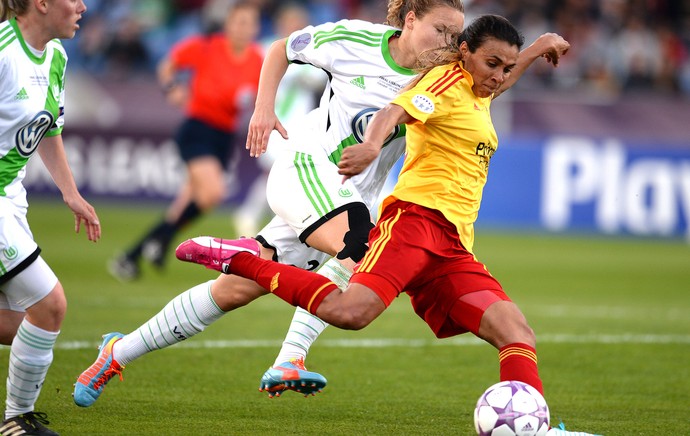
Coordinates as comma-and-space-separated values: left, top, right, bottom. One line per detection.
73, 3, 569, 417
174, 14, 597, 436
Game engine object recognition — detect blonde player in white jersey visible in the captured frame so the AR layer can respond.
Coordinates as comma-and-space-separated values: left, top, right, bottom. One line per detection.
244, 2, 467, 396
73, 0, 465, 407
0, 0, 100, 434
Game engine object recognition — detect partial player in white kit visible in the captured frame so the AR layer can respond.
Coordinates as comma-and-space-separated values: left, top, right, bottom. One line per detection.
0, 0, 100, 434
72, 0, 466, 406
246, 13, 452, 395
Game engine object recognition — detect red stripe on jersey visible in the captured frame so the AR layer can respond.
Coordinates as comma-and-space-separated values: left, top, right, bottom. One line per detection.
426, 65, 463, 96
426, 69, 453, 93
434, 74, 463, 96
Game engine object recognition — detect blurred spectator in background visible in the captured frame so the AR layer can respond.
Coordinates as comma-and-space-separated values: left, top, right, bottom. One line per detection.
108, 0, 263, 281
234, 3, 327, 237
64, 1, 690, 96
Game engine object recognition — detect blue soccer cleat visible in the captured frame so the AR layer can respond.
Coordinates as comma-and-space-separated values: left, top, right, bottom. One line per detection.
259, 358, 327, 398
73, 332, 125, 407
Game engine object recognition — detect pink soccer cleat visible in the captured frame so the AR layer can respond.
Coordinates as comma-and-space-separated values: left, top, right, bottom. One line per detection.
175, 237, 261, 274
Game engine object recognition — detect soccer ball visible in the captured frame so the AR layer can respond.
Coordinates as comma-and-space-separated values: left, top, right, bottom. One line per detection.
474, 380, 550, 436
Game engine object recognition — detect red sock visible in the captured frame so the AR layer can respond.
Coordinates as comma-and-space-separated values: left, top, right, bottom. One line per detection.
230, 253, 339, 314
498, 343, 543, 395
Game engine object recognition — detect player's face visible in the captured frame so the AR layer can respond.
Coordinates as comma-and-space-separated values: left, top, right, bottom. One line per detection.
461, 38, 519, 98
410, 6, 464, 55
47, 0, 87, 39
225, 6, 260, 50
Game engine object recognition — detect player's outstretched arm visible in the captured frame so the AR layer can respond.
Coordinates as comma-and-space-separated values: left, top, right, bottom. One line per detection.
38, 135, 101, 242
246, 38, 290, 158
493, 32, 570, 99
338, 104, 413, 180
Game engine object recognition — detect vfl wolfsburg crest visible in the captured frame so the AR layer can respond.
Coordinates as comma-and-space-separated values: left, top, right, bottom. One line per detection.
3, 246, 18, 260
338, 188, 353, 197
351, 108, 400, 145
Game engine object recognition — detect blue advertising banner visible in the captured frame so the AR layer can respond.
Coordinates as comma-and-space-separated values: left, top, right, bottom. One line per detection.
479, 135, 690, 240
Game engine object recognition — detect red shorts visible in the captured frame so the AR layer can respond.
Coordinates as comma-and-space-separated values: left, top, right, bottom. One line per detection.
351, 200, 510, 338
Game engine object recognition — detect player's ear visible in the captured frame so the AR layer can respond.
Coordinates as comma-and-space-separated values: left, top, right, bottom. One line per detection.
459, 41, 469, 60
404, 10, 416, 31
33, 0, 48, 14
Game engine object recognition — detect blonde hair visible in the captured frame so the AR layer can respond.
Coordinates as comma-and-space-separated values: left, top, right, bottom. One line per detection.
385, 0, 464, 28
1, 0, 29, 21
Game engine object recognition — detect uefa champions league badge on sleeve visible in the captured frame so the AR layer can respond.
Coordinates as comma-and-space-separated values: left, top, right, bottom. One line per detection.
291, 33, 312, 52
411, 94, 435, 114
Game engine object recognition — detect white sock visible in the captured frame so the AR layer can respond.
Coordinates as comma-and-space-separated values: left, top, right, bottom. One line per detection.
5, 320, 58, 419
272, 258, 351, 367
113, 281, 224, 366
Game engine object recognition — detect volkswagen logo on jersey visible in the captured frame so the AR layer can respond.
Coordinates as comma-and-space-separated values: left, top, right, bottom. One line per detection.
351, 108, 400, 145
15, 110, 54, 157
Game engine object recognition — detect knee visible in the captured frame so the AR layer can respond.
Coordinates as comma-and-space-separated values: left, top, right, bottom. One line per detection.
337, 204, 374, 263
211, 275, 266, 311
26, 284, 67, 330
45, 288, 67, 324
195, 187, 225, 210
321, 305, 374, 331
479, 302, 536, 348
0, 311, 24, 345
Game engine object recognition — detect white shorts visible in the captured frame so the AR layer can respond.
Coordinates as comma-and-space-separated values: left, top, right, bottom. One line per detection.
266, 149, 365, 238
256, 215, 330, 271
259, 149, 367, 271
1, 203, 39, 280
0, 256, 58, 311
0, 204, 57, 311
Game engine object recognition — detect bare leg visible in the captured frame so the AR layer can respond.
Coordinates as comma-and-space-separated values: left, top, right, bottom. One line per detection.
0, 310, 24, 345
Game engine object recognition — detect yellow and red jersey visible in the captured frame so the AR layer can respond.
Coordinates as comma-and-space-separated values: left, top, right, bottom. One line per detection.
383, 62, 498, 253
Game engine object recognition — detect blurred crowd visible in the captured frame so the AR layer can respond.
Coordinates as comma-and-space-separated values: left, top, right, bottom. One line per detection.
62, 0, 690, 98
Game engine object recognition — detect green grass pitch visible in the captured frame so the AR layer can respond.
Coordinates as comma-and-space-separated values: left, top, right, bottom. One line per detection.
1, 198, 689, 435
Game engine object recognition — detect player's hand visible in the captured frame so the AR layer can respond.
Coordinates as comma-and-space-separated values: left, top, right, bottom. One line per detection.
64, 194, 101, 242
338, 142, 381, 181
536, 33, 569, 67
246, 108, 288, 158
165, 84, 188, 108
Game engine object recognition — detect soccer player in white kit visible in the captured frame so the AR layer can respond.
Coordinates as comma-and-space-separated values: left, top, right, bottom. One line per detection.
0, 0, 100, 434
73, 0, 465, 406
245, 6, 468, 395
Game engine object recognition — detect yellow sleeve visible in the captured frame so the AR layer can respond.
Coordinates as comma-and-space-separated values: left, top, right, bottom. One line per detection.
393, 65, 462, 123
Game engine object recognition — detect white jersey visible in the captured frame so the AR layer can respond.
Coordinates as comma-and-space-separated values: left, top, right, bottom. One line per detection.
0, 18, 66, 212
284, 19, 416, 208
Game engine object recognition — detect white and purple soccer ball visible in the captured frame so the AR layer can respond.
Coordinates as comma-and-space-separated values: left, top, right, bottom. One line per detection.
474, 380, 550, 436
